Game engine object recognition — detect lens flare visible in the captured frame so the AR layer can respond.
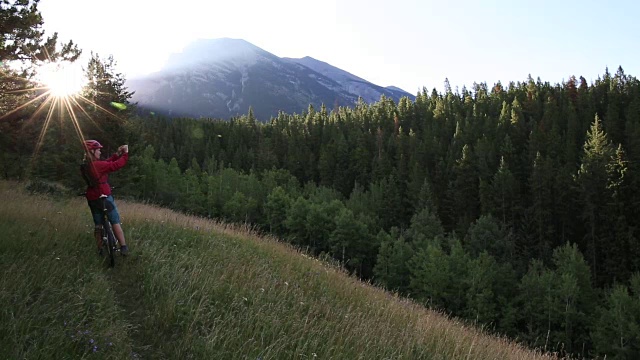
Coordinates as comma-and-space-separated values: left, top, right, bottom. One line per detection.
1, 58, 129, 179
37, 61, 86, 97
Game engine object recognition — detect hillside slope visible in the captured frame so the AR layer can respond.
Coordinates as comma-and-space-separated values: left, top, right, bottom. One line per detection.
0, 181, 557, 359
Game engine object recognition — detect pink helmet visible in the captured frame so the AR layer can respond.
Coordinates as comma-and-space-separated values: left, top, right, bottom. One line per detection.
84, 140, 103, 151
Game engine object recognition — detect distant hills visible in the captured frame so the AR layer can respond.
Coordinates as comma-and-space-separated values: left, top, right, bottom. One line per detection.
126, 38, 414, 121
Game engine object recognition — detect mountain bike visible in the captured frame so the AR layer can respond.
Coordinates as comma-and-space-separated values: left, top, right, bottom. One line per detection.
98, 194, 119, 267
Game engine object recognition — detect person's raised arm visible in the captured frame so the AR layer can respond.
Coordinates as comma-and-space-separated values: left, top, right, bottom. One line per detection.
104, 152, 128, 172
107, 145, 129, 162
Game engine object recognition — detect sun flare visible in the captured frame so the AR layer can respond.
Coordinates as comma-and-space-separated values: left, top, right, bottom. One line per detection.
37, 61, 86, 97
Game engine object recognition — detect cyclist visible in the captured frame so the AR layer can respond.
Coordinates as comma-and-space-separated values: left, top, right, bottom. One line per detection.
81, 139, 130, 256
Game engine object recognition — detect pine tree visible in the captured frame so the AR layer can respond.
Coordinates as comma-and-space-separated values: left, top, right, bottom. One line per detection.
464, 215, 515, 265
517, 259, 556, 347
405, 206, 444, 251
605, 145, 636, 282
575, 114, 614, 283
592, 281, 640, 358
489, 156, 518, 227
305, 199, 341, 253
464, 251, 500, 325
178, 167, 205, 214
0, 0, 80, 63
223, 191, 257, 223
551, 243, 597, 355
284, 196, 310, 246
330, 207, 370, 275
264, 186, 291, 235
408, 242, 452, 310
524, 152, 554, 261
81, 53, 134, 146
446, 144, 479, 234
373, 228, 411, 293
408, 236, 470, 314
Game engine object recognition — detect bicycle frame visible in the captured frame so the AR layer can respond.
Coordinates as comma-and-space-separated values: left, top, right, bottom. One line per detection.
100, 195, 118, 267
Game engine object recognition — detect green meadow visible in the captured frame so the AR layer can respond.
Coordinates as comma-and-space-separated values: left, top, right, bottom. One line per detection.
0, 181, 557, 359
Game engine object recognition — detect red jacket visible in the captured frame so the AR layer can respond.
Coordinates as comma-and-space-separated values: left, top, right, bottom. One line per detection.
85, 152, 128, 201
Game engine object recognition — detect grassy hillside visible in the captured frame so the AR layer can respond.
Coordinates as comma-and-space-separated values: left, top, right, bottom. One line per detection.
0, 181, 559, 359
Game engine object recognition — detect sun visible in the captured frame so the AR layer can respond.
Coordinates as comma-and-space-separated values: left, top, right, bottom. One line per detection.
37, 61, 86, 97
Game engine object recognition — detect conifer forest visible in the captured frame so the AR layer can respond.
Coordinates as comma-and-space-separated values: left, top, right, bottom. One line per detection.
4, 63, 640, 358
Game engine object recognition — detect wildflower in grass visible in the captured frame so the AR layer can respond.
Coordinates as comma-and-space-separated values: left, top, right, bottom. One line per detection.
93, 345, 98, 352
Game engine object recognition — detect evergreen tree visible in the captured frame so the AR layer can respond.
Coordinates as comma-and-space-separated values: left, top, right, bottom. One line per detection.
552, 243, 597, 355
488, 156, 519, 227
446, 144, 479, 234
523, 152, 554, 262
304, 199, 341, 253
373, 228, 411, 292
575, 115, 615, 284
1, 0, 80, 63
518, 259, 556, 348
464, 215, 514, 264
605, 145, 636, 282
408, 236, 470, 314
408, 242, 453, 310
178, 167, 204, 214
465, 251, 500, 325
223, 191, 258, 224
330, 207, 370, 275
411, 175, 438, 214
592, 279, 640, 359
405, 206, 444, 251
264, 186, 291, 235
81, 53, 134, 146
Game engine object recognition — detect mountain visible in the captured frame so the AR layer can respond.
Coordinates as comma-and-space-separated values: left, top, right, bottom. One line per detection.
126, 38, 414, 121
283, 56, 414, 104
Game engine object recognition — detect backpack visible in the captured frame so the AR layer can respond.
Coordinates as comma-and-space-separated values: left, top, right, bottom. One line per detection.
80, 162, 99, 188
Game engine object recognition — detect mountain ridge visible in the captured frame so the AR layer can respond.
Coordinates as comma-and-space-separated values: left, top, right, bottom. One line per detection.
282, 56, 412, 103
126, 38, 414, 121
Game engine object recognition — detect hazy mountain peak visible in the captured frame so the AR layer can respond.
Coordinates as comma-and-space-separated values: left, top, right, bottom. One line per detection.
128, 38, 414, 120
164, 38, 275, 72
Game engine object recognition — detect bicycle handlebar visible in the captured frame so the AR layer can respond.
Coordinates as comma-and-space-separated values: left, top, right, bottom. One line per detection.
77, 186, 116, 197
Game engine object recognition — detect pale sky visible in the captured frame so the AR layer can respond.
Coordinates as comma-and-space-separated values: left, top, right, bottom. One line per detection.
40, 0, 639, 95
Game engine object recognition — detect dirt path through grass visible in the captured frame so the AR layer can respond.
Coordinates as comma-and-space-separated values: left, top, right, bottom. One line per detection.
104, 251, 155, 359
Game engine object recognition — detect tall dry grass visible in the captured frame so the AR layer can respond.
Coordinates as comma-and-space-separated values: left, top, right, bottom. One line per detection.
0, 180, 561, 359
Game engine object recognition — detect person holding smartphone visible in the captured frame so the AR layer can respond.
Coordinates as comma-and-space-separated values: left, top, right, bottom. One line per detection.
81, 140, 130, 256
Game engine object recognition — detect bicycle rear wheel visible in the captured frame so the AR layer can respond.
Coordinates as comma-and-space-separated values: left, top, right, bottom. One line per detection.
103, 221, 116, 267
